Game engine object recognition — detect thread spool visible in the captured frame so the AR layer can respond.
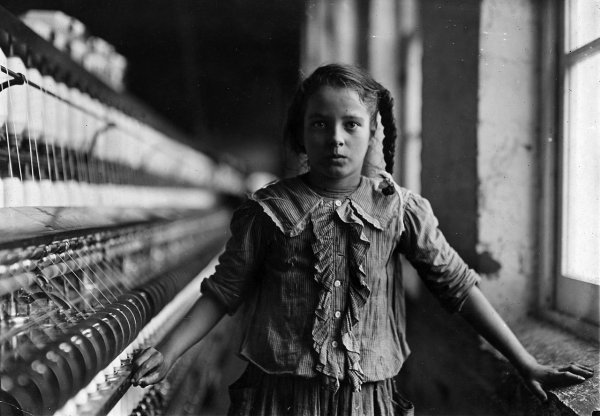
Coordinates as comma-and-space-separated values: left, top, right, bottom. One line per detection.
77, 182, 89, 207
25, 67, 44, 139
119, 185, 129, 207
104, 184, 116, 207
95, 183, 106, 206
53, 180, 69, 207
91, 184, 103, 207
3, 176, 24, 207
41, 74, 58, 145
66, 180, 82, 207
6, 55, 27, 136
69, 87, 84, 150
0, 46, 8, 126
66, 88, 86, 207
109, 184, 120, 207
81, 183, 95, 207
38, 179, 55, 206
80, 92, 94, 149
55, 81, 69, 148
102, 107, 117, 163
22, 179, 41, 207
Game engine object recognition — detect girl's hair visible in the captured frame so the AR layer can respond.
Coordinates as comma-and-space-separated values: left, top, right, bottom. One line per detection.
284, 63, 397, 175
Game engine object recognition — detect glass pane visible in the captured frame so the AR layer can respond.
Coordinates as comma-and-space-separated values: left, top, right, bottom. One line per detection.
562, 54, 600, 285
566, 0, 600, 52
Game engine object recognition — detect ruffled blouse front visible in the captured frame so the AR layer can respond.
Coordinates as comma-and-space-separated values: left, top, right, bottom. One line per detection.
310, 193, 375, 391
201, 175, 480, 392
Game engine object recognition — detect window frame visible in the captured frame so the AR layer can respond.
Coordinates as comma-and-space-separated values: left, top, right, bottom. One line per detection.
538, 0, 599, 342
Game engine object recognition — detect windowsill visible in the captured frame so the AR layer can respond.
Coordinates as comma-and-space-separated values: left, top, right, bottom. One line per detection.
502, 316, 599, 415
402, 271, 598, 415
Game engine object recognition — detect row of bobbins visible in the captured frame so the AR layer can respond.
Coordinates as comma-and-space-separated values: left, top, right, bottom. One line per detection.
54, 258, 218, 416
0, 32, 244, 210
0, 214, 221, 310
1, 261, 202, 416
1, 287, 151, 415
0, 214, 225, 415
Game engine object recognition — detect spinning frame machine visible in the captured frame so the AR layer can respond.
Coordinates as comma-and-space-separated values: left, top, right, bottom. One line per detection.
0, 6, 245, 416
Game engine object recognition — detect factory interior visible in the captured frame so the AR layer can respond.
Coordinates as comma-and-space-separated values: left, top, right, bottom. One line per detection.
0, 0, 598, 415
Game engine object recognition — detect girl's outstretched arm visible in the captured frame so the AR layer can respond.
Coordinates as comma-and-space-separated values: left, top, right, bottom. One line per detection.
130, 294, 227, 387
459, 285, 594, 401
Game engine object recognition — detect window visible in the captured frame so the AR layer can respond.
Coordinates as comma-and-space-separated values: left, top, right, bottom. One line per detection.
544, 0, 600, 331
562, 1, 600, 288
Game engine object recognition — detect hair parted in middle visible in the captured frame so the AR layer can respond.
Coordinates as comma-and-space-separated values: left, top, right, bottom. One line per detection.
283, 63, 397, 175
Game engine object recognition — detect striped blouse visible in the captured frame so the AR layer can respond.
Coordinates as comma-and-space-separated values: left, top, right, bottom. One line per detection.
201, 174, 480, 392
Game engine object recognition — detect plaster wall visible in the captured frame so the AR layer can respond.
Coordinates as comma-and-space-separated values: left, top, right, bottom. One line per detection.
476, 0, 539, 322
397, 1, 555, 414
420, 0, 480, 267
302, 0, 361, 73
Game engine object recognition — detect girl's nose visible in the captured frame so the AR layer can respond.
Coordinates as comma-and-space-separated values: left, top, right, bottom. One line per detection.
328, 125, 345, 147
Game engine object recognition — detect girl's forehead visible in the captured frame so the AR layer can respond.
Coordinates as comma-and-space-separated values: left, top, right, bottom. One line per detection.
305, 86, 371, 116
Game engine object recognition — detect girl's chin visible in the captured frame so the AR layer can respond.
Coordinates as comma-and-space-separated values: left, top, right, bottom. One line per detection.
314, 166, 349, 177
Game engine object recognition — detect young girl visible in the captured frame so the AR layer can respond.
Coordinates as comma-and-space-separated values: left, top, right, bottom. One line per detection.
131, 64, 593, 415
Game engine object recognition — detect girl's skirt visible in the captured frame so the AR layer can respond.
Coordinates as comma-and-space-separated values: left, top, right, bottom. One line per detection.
228, 364, 414, 416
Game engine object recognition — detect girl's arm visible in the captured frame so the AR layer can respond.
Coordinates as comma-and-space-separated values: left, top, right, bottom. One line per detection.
459, 285, 594, 401
130, 200, 268, 386
131, 294, 227, 386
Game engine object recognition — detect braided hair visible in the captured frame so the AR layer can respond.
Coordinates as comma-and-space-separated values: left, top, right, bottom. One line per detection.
378, 88, 397, 176
284, 64, 397, 186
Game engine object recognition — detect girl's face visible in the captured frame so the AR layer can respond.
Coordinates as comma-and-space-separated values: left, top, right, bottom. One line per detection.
302, 86, 374, 189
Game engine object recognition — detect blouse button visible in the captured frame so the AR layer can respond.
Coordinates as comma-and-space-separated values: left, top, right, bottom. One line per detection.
331, 341, 338, 348
334, 280, 341, 287
334, 200, 342, 207
334, 311, 341, 318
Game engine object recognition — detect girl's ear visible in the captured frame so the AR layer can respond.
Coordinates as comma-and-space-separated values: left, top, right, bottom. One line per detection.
368, 112, 379, 145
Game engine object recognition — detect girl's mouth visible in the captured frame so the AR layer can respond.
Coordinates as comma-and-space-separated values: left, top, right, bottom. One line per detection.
327, 155, 347, 165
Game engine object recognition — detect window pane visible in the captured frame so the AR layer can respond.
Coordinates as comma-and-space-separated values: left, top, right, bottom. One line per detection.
562, 54, 600, 285
566, 0, 600, 52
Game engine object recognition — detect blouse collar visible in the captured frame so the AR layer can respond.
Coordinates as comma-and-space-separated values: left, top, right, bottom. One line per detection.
250, 175, 398, 236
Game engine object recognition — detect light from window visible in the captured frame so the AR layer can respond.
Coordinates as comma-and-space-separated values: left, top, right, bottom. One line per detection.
562, 0, 600, 286
566, 0, 600, 52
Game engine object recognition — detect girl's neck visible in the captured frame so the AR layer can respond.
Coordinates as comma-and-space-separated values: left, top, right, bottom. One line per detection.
303, 173, 360, 198
305, 171, 361, 190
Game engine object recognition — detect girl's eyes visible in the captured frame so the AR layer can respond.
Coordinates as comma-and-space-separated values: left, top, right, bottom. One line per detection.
310, 121, 361, 129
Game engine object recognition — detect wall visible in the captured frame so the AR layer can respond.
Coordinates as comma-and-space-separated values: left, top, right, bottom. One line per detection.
399, 0, 544, 414
419, 0, 539, 321
397, 1, 588, 414
419, 0, 481, 268
476, 0, 539, 322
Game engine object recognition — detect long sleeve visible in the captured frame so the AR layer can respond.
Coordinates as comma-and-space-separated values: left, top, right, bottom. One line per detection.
398, 191, 480, 312
200, 199, 272, 314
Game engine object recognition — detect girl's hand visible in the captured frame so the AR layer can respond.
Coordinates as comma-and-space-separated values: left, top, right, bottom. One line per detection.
521, 361, 594, 402
131, 347, 173, 387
